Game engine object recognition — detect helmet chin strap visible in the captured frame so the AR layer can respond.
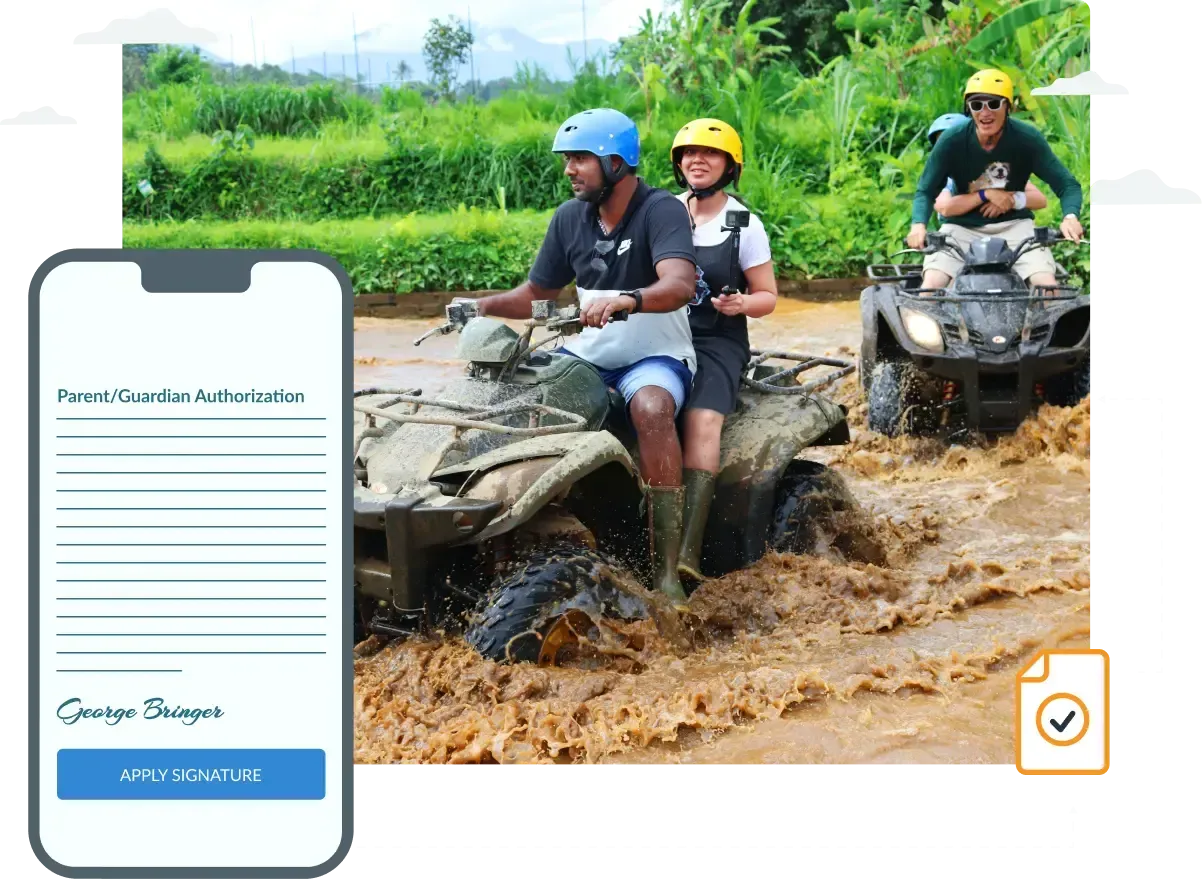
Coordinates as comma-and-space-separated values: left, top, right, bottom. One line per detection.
590, 158, 631, 208
683, 164, 736, 230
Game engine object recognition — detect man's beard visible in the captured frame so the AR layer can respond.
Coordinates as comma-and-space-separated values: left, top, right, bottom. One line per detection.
573, 182, 605, 204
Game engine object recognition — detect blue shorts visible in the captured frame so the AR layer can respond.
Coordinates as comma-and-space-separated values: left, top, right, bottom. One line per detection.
564, 352, 693, 415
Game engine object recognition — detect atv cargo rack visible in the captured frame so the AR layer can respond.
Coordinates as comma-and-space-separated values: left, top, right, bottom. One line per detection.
866, 262, 925, 283
354, 393, 586, 436
743, 350, 855, 395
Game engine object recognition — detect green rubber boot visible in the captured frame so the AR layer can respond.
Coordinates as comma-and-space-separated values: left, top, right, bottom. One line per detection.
678, 468, 716, 587
647, 485, 688, 604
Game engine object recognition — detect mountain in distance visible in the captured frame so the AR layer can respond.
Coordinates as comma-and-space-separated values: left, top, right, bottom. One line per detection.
270, 25, 613, 86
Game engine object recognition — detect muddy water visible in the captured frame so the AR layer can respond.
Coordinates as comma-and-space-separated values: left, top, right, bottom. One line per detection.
353, 300, 1089, 764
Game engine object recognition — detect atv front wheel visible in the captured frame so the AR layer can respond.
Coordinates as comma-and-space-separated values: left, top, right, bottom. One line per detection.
464, 544, 648, 663
769, 460, 887, 565
867, 360, 940, 437
1044, 355, 1090, 407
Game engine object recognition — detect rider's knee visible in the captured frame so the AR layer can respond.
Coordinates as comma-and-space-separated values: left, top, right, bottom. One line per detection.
628, 387, 677, 430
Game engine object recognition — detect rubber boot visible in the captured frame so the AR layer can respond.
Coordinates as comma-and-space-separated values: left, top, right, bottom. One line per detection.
647, 486, 688, 604
678, 468, 716, 587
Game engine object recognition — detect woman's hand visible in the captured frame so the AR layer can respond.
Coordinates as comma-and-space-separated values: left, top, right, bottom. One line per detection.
713, 292, 746, 316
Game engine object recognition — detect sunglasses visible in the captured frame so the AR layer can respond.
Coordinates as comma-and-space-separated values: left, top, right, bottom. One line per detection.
968, 97, 1006, 113
590, 238, 615, 274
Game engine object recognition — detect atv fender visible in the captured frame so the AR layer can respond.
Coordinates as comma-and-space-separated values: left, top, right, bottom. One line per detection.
860, 284, 911, 383
704, 393, 848, 575
456, 431, 638, 541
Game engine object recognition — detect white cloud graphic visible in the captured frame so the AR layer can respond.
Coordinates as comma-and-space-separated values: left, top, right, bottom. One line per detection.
1032, 70, 1128, 96
1, 106, 76, 125
74, 8, 217, 44
1092, 170, 1199, 204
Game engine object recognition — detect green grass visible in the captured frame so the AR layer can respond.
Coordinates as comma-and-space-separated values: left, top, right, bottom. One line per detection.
123, 128, 392, 166
123, 208, 556, 293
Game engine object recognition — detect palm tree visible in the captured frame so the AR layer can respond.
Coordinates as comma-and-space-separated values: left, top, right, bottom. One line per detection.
395, 60, 411, 85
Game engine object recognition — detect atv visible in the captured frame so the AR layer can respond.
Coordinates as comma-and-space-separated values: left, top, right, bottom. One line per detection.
859, 226, 1090, 436
352, 299, 866, 664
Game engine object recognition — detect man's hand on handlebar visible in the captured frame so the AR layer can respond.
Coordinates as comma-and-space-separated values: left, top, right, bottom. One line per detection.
581, 294, 636, 328
906, 224, 927, 251
1060, 214, 1084, 243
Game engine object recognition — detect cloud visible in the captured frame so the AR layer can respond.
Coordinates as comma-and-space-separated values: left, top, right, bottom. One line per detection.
1031, 70, 1128, 96
74, 8, 217, 44
485, 34, 516, 53
0, 106, 75, 125
1092, 170, 1200, 205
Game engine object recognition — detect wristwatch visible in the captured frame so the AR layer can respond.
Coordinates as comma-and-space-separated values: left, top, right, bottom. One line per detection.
626, 289, 643, 314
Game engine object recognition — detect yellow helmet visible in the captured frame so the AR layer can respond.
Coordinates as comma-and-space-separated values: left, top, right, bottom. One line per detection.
964, 68, 1014, 103
671, 118, 744, 190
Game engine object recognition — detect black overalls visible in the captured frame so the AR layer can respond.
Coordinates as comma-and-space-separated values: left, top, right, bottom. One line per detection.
685, 228, 749, 415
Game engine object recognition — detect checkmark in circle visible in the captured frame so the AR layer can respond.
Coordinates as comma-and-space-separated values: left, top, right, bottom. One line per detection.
1037, 693, 1090, 747
1049, 710, 1076, 733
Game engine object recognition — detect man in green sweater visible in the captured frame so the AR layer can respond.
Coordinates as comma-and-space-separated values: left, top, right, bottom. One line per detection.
906, 68, 1085, 293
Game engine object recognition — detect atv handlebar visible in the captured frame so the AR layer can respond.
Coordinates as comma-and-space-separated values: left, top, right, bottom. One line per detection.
892, 226, 1089, 272
415, 301, 627, 347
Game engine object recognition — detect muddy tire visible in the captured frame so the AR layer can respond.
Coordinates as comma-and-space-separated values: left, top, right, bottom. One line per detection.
867, 360, 940, 437
769, 460, 887, 565
465, 544, 647, 664
1045, 355, 1090, 407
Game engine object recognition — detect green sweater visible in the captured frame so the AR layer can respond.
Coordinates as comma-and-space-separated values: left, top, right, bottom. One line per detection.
912, 117, 1083, 226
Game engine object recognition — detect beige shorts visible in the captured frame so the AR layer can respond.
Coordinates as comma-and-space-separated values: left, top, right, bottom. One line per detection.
925, 218, 1056, 282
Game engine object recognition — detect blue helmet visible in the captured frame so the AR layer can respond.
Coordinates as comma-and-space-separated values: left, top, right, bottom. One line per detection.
928, 112, 969, 145
552, 108, 640, 185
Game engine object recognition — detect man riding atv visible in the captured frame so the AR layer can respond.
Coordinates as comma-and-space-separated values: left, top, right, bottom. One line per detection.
472, 108, 698, 602
927, 112, 1048, 223
907, 69, 1084, 293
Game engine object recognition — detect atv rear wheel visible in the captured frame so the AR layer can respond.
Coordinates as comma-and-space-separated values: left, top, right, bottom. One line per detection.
1044, 355, 1090, 407
769, 460, 887, 565
464, 544, 648, 663
867, 360, 940, 437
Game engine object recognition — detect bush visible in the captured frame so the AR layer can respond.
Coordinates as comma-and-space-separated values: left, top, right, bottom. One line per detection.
122, 208, 553, 293
122, 191, 934, 291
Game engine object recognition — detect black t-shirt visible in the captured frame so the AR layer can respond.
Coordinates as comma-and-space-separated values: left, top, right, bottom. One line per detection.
529, 179, 696, 292
528, 179, 698, 371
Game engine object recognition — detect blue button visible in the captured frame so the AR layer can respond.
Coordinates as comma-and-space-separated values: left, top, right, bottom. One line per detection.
58, 749, 325, 800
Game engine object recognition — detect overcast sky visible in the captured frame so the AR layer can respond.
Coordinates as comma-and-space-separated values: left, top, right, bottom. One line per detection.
139, 0, 667, 64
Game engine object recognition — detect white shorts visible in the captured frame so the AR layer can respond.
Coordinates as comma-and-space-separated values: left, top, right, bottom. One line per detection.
926, 218, 1057, 282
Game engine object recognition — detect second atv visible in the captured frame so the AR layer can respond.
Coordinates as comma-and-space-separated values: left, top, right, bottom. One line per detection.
353, 300, 869, 664
859, 226, 1090, 436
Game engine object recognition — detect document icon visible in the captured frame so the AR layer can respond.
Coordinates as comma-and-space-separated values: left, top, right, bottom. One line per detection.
1016, 649, 1109, 775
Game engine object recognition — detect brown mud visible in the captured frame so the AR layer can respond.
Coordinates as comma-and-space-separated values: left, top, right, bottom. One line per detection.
353, 301, 1089, 764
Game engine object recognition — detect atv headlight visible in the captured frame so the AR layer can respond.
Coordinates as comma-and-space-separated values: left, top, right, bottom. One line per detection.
900, 307, 945, 352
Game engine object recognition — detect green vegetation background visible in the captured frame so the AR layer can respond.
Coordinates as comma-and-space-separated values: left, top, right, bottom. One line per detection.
122, 0, 1091, 293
